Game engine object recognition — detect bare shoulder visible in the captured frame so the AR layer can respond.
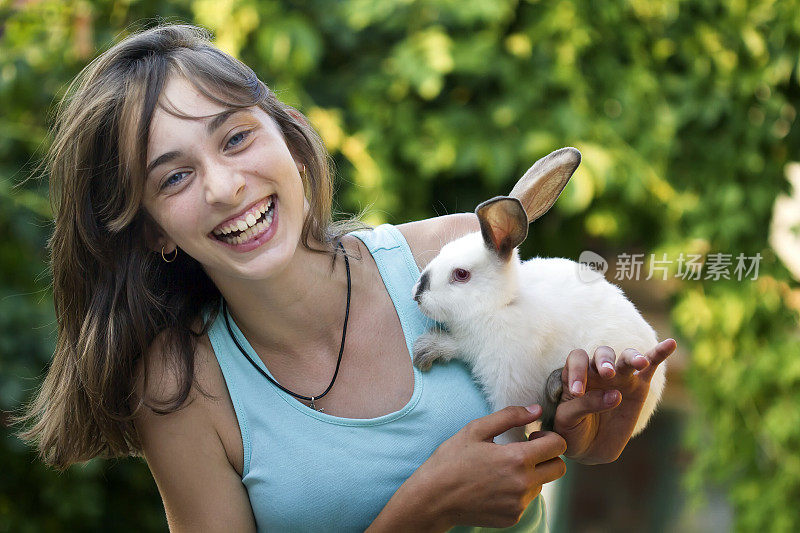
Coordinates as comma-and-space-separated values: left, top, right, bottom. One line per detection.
397, 213, 479, 270
134, 328, 218, 411
133, 330, 255, 532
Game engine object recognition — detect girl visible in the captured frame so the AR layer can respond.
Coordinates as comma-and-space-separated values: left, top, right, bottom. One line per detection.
17, 23, 675, 531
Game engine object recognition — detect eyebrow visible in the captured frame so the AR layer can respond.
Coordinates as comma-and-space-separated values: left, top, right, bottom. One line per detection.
146, 109, 250, 176
206, 109, 241, 136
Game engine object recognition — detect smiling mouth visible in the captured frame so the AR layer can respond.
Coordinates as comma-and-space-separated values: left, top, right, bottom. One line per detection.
212, 195, 276, 245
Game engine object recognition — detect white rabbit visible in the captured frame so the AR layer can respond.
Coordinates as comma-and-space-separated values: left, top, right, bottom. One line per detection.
411, 147, 666, 445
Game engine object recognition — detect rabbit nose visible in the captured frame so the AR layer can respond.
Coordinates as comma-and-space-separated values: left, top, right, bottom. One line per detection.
413, 271, 430, 303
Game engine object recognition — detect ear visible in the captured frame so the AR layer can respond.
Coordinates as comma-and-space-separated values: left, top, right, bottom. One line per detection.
509, 147, 581, 222
142, 213, 176, 254
475, 196, 528, 261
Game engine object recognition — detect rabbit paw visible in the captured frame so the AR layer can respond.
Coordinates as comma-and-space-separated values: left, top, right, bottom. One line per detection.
412, 335, 441, 371
412, 332, 457, 371
541, 367, 564, 432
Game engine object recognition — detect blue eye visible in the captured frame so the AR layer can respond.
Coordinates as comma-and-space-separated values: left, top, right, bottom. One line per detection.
161, 171, 189, 190
226, 130, 252, 149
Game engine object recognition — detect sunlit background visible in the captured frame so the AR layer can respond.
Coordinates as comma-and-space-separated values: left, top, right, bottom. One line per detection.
1, 1, 799, 531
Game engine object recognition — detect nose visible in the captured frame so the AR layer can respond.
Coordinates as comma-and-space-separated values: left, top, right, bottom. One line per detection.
413, 271, 430, 303
204, 162, 245, 205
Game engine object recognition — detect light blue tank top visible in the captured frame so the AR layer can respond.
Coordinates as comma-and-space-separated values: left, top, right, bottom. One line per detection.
207, 224, 547, 532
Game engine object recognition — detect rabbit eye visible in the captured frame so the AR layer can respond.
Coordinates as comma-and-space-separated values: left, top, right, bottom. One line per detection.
451, 268, 471, 282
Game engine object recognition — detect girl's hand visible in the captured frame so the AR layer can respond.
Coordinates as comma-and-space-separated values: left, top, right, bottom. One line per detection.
368, 405, 566, 532
553, 338, 676, 464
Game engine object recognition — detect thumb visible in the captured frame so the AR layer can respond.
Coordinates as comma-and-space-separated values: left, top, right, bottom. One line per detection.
470, 405, 542, 442
555, 390, 621, 430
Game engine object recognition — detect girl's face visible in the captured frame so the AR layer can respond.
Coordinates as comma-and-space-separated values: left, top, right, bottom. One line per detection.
141, 75, 307, 282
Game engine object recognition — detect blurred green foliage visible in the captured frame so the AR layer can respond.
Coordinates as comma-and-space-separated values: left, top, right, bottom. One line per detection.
1, 0, 799, 531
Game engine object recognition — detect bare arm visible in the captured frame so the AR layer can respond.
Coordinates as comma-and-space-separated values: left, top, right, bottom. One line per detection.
133, 339, 256, 533
366, 406, 566, 531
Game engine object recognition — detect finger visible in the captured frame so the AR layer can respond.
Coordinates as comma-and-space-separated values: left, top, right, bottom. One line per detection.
470, 405, 542, 442
532, 456, 567, 485
592, 346, 617, 379
554, 389, 621, 430
518, 431, 567, 463
616, 348, 649, 377
563, 349, 589, 396
639, 338, 677, 380
527, 430, 547, 441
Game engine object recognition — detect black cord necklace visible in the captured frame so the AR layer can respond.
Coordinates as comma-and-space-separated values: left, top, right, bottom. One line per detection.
222, 241, 351, 412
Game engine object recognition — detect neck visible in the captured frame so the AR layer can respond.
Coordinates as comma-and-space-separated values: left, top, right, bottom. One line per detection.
208, 237, 356, 364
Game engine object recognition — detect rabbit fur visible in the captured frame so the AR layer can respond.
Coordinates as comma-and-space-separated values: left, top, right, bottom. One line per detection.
411, 148, 666, 445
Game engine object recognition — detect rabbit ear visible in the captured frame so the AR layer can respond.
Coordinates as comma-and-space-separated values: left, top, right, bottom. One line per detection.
475, 196, 528, 261
509, 147, 581, 222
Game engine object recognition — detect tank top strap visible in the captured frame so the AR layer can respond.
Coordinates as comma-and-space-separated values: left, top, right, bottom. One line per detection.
349, 224, 431, 355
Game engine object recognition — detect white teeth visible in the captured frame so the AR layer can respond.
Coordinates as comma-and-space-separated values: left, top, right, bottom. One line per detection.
214, 196, 275, 236
215, 196, 276, 244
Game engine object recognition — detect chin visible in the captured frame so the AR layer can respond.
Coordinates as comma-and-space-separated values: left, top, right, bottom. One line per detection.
238, 236, 303, 281
197, 229, 301, 285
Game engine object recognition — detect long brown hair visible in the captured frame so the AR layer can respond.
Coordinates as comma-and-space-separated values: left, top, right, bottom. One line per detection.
14, 23, 360, 469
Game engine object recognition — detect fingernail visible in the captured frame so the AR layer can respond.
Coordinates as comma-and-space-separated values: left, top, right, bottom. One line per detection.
525, 404, 540, 414
571, 381, 583, 395
604, 391, 619, 405
601, 362, 614, 371
635, 354, 647, 362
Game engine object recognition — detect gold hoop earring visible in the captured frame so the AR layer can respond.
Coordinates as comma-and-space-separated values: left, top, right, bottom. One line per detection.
161, 245, 178, 263
301, 164, 307, 180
